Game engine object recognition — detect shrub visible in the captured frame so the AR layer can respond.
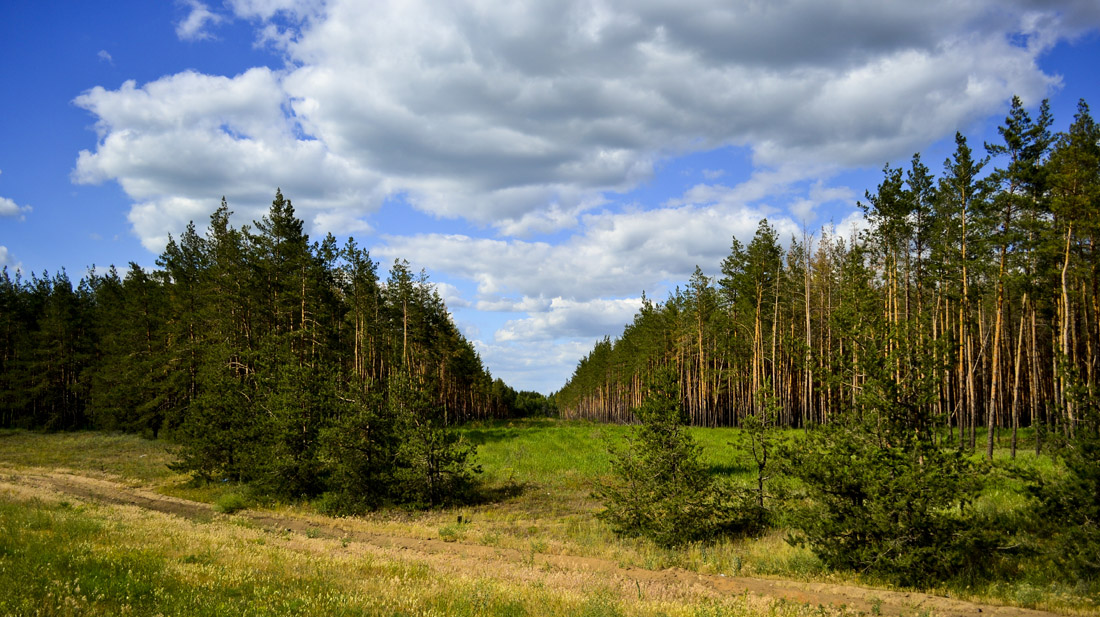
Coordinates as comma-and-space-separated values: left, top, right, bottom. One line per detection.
597, 370, 764, 547
787, 359, 1001, 587
214, 491, 250, 514
1029, 386, 1100, 581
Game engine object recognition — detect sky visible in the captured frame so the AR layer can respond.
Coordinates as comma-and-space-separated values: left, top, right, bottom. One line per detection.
2, 1, 1099, 394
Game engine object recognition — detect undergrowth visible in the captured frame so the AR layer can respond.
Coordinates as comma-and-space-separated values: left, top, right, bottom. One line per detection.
1, 422, 1097, 613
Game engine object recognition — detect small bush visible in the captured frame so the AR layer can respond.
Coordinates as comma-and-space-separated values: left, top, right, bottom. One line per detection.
787, 362, 1004, 587
214, 491, 250, 514
598, 370, 767, 547
439, 522, 467, 542
1028, 388, 1100, 582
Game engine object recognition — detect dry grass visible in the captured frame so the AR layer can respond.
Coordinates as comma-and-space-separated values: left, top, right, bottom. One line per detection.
0, 478, 824, 617
1, 423, 1095, 616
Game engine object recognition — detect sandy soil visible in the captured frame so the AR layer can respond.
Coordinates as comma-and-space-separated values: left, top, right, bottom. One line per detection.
3, 468, 1067, 617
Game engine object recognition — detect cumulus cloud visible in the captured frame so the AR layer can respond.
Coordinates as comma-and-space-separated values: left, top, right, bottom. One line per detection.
376, 171, 857, 391
97, 50, 113, 64
73, 0, 1092, 249
0, 246, 21, 273
477, 296, 554, 313
73, 68, 383, 250
496, 297, 644, 342
176, 0, 224, 41
0, 173, 32, 220
0, 196, 32, 220
432, 282, 469, 308
473, 338, 599, 394
375, 191, 813, 306
69, 0, 1100, 391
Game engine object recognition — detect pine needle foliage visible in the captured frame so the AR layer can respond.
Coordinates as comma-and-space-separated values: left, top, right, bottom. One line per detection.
788, 337, 1001, 587
598, 370, 765, 547
1029, 384, 1100, 581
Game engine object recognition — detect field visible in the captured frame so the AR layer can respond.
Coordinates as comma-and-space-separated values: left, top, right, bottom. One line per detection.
0, 421, 1089, 617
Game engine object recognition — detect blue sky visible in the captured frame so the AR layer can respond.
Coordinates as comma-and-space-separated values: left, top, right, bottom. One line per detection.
2, 1, 1099, 393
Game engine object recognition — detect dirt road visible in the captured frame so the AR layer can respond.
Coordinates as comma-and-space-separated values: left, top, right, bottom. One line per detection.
3, 468, 1066, 617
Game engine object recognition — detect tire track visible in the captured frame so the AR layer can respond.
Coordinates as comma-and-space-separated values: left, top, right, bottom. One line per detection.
4, 468, 1065, 617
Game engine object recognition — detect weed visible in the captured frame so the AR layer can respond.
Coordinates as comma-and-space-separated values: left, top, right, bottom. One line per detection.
213, 491, 249, 514
580, 590, 623, 617
438, 522, 466, 542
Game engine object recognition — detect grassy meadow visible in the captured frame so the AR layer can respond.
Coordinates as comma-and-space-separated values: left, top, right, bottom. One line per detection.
0, 421, 1092, 616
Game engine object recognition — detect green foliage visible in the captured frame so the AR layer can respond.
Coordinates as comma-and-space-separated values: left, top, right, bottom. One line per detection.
0, 189, 510, 517
168, 362, 260, 483
1029, 387, 1100, 581
790, 418, 997, 586
734, 384, 781, 528
214, 490, 251, 514
493, 379, 557, 417
389, 371, 481, 508
788, 348, 1000, 587
598, 371, 763, 547
318, 389, 398, 512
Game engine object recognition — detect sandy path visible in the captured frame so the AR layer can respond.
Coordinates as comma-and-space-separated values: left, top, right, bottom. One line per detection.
3, 468, 1065, 617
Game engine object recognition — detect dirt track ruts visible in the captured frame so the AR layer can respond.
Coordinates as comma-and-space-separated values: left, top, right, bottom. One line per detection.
3, 469, 1067, 617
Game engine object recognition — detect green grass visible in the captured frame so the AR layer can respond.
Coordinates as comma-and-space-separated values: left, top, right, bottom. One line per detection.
0, 495, 456, 616
0, 429, 178, 483
461, 418, 621, 490
461, 419, 775, 490
0, 487, 816, 617
1, 421, 1097, 614
214, 490, 252, 514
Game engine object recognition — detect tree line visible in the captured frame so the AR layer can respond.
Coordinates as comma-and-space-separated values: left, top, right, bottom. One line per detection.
558, 97, 1100, 457
0, 190, 532, 507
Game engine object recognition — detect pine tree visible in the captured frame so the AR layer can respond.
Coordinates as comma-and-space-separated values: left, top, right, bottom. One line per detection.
597, 369, 717, 546
790, 333, 995, 586
1047, 101, 1100, 435
389, 369, 479, 507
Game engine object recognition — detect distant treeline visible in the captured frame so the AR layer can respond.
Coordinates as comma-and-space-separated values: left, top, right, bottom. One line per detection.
557, 97, 1100, 456
0, 190, 545, 505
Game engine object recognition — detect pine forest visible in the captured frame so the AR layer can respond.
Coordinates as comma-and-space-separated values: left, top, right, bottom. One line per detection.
3, 96, 1100, 601
0, 190, 537, 507
558, 97, 1100, 458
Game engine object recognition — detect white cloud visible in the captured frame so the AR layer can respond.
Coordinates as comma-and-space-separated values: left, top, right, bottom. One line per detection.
0, 194, 31, 220
375, 187, 827, 330
0, 169, 34, 221
0, 246, 21, 273
496, 297, 644, 342
375, 171, 865, 391
176, 0, 224, 41
432, 282, 469, 308
312, 209, 371, 236
97, 49, 113, 64
476, 296, 553, 313
73, 68, 384, 251
69, 0, 1100, 392
473, 338, 598, 394
227, 0, 320, 20
374, 192, 841, 308
831, 209, 871, 243
73, 0, 1094, 250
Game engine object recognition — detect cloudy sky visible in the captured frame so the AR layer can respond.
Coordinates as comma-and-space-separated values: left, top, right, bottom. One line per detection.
2, 1, 1099, 393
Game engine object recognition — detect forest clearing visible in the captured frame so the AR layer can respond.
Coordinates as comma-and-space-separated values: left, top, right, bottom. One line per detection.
0, 425, 1093, 617
6, 4, 1100, 617
1, 93, 1098, 617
